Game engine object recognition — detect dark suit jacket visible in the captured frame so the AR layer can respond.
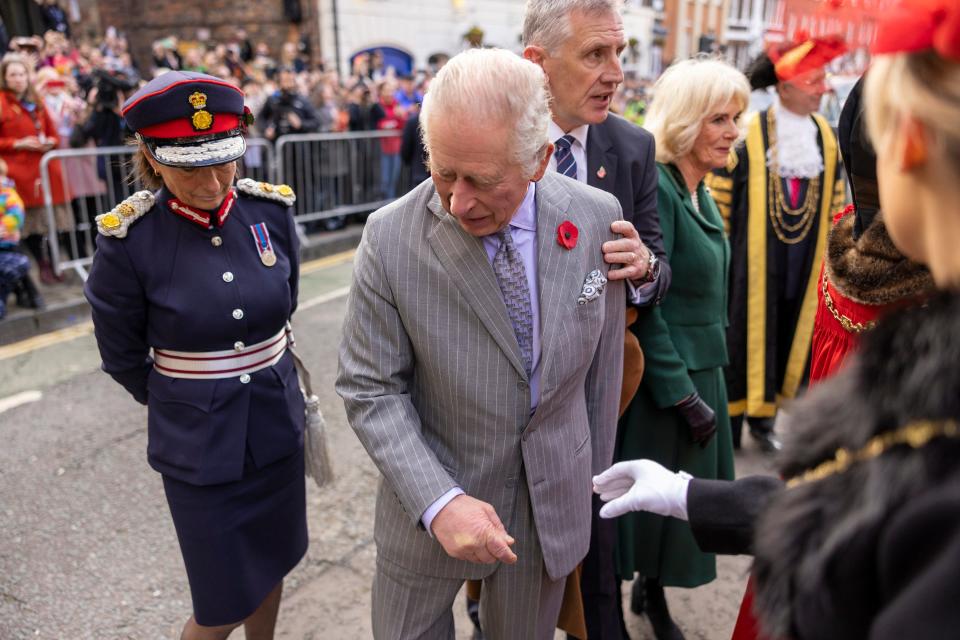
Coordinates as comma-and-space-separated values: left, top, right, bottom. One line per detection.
586, 113, 670, 304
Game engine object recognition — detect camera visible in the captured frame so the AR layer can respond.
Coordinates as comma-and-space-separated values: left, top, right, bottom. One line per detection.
92, 69, 138, 110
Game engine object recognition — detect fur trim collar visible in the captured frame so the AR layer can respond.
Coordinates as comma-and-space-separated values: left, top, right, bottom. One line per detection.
752, 291, 960, 639
826, 210, 934, 305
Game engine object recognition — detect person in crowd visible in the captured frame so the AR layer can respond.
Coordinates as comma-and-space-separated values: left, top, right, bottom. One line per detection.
250, 41, 276, 79
808, 75, 935, 385
370, 79, 406, 200
0, 17, 8, 57
595, 3, 960, 637
706, 35, 847, 453
400, 106, 428, 189
346, 83, 374, 131
279, 41, 306, 74
41, 30, 80, 77
151, 38, 182, 73
613, 58, 748, 640
84, 71, 306, 640
0, 53, 71, 284
393, 75, 421, 110
258, 67, 320, 141
36, 68, 94, 259
0, 157, 33, 319
521, 1, 671, 636
37, 0, 71, 38
336, 47, 625, 639
70, 65, 135, 205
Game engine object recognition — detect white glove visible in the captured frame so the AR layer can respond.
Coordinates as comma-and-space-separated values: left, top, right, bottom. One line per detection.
593, 459, 692, 520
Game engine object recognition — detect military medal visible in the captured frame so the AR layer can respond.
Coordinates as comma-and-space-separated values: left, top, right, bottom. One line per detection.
250, 222, 277, 268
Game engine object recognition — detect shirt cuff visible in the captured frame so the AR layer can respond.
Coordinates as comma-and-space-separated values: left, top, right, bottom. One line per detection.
421, 487, 465, 537
626, 278, 658, 306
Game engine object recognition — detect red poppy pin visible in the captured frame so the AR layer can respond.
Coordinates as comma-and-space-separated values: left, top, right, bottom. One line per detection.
557, 220, 578, 250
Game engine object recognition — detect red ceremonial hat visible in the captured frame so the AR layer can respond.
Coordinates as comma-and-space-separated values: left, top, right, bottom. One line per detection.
872, 0, 960, 60
768, 32, 848, 82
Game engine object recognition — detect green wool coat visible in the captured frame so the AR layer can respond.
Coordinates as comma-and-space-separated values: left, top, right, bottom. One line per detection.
616, 163, 736, 587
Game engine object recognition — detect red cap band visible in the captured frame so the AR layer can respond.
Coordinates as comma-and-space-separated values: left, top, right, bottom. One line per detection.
139, 113, 242, 140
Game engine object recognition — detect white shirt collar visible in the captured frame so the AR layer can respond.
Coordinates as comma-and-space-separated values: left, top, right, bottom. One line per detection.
548, 121, 589, 150
510, 182, 537, 231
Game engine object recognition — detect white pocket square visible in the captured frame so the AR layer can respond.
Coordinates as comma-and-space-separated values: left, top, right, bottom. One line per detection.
577, 269, 607, 305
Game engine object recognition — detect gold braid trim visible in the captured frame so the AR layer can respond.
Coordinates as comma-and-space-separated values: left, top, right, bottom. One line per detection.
821, 270, 878, 334
786, 419, 960, 488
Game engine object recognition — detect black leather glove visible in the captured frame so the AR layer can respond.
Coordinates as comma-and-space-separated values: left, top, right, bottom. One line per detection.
675, 392, 717, 447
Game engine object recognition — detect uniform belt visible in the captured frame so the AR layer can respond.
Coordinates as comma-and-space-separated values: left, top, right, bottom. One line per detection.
153, 327, 288, 379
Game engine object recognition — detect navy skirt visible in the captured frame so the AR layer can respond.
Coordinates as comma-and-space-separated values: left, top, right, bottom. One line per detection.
163, 449, 308, 626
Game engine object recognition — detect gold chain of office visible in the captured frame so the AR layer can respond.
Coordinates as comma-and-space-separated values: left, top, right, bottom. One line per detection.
785, 419, 960, 488
821, 271, 878, 334
766, 109, 820, 245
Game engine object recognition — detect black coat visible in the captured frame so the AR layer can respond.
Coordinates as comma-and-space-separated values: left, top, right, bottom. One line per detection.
586, 113, 670, 303
707, 291, 960, 640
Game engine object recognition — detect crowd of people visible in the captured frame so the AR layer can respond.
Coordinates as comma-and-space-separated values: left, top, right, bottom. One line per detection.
6, 0, 960, 638
0, 11, 663, 320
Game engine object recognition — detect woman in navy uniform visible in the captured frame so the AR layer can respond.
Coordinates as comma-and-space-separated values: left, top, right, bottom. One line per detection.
84, 71, 306, 639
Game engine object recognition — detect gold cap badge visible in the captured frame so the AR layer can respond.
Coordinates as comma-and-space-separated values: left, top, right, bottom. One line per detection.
192, 111, 214, 131
188, 92, 208, 109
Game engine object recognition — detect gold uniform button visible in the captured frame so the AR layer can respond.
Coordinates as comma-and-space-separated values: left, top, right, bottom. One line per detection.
222, 271, 234, 283
234, 341, 245, 351
211, 236, 223, 247
239, 374, 251, 384
232, 309, 244, 320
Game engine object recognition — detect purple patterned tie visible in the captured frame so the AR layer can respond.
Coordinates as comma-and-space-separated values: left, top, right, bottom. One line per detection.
492, 227, 533, 377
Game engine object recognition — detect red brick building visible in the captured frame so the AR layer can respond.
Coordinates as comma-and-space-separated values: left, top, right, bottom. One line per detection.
71, 0, 320, 72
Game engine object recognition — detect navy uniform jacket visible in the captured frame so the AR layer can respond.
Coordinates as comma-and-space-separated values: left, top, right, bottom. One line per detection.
84, 186, 304, 486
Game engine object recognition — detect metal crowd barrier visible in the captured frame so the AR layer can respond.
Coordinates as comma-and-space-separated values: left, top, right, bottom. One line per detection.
273, 130, 413, 236
40, 138, 273, 280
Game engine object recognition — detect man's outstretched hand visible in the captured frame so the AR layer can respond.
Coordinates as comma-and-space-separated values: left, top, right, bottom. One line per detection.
431, 495, 518, 565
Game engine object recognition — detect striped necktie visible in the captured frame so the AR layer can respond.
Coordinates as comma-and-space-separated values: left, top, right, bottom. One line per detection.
554, 135, 578, 180
492, 227, 534, 377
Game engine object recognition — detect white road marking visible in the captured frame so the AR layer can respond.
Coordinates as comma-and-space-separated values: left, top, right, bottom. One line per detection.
0, 390, 43, 415
299, 286, 351, 311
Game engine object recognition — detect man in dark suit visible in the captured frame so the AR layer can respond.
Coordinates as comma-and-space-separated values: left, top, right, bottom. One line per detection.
522, 1, 671, 637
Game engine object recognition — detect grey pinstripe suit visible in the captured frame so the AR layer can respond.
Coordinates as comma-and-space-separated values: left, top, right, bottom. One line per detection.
336, 171, 625, 635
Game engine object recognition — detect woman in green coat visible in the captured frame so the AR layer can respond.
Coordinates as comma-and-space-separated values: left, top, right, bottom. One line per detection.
616, 58, 751, 639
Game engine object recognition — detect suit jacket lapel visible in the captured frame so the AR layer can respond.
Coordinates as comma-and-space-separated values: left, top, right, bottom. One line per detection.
586, 121, 619, 192
534, 174, 578, 396
425, 190, 528, 380
662, 164, 725, 234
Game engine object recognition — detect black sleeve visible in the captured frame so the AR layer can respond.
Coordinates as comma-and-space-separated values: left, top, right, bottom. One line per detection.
258, 98, 276, 130
687, 475, 784, 555
632, 134, 671, 303
294, 99, 321, 133
871, 472, 960, 639
369, 103, 386, 126
400, 115, 418, 165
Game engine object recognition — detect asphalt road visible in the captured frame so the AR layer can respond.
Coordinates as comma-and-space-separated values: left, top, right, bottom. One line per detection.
0, 253, 775, 639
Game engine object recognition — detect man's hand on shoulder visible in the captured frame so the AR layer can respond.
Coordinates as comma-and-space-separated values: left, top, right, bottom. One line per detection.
431, 495, 517, 565
604, 220, 651, 282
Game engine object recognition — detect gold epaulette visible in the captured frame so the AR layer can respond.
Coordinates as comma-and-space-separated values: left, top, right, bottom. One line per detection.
236, 178, 296, 207
95, 191, 155, 238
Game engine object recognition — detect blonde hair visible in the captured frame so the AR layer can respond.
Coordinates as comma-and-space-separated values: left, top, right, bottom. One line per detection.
420, 48, 551, 175
865, 50, 960, 171
644, 57, 750, 164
